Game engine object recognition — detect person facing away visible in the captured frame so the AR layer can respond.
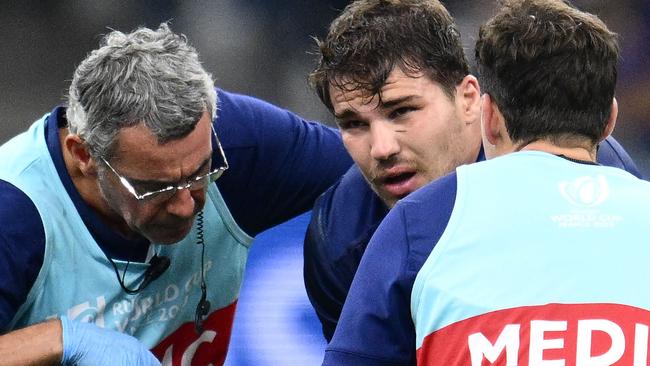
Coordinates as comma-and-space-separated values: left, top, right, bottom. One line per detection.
0, 24, 352, 366
303, 0, 642, 343
323, 0, 650, 364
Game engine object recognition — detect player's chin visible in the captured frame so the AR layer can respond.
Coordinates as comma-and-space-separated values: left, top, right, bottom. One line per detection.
374, 188, 402, 208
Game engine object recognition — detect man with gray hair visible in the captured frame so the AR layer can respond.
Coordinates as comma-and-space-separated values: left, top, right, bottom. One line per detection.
0, 24, 351, 365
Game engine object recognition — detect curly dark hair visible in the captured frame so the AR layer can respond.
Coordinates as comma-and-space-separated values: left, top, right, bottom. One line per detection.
475, 0, 619, 145
310, 0, 469, 111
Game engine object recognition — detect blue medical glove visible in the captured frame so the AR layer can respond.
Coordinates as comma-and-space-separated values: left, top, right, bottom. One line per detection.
60, 315, 161, 366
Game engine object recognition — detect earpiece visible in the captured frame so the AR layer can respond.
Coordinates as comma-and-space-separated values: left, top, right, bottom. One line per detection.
139, 255, 171, 290
108, 254, 171, 295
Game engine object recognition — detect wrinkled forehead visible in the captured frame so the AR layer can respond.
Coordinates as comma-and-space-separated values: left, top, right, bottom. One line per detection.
109, 112, 213, 179
329, 68, 430, 111
329, 82, 379, 111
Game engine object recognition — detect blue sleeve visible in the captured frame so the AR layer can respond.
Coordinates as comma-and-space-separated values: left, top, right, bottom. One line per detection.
597, 135, 643, 178
303, 187, 350, 342
323, 173, 458, 365
0, 180, 46, 332
304, 165, 389, 341
213, 90, 353, 236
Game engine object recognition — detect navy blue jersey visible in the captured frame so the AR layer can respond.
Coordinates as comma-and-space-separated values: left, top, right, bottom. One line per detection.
323, 152, 650, 365
322, 172, 456, 366
0, 89, 353, 330
305, 137, 641, 342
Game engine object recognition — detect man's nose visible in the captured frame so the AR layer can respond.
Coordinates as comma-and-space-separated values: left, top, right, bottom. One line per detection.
369, 122, 400, 161
165, 187, 197, 219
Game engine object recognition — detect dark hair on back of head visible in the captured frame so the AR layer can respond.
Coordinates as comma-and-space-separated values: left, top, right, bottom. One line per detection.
475, 0, 619, 146
310, 0, 469, 111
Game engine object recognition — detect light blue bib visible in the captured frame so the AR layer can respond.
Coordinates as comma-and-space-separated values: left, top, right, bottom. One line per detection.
411, 152, 650, 364
0, 114, 253, 363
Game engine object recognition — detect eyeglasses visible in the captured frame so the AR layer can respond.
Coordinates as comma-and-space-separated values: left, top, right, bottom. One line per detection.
100, 127, 228, 203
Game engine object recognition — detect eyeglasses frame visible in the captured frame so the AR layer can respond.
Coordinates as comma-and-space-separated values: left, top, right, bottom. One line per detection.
99, 126, 229, 201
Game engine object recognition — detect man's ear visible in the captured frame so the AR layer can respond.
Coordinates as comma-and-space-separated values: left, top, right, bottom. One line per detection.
481, 94, 503, 146
457, 75, 481, 124
600, 97, 618, 142
64, 134, 97, 176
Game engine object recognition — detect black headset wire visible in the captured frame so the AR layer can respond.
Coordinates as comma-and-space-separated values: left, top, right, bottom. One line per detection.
194, 210, 210, 333
108, 251, 170, 296
106, 210, 209, 332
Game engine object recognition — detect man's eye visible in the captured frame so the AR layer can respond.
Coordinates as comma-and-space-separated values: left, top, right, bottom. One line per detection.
133, 183, 171, 194
337, 120, 366, 130
389, 107, 416, 119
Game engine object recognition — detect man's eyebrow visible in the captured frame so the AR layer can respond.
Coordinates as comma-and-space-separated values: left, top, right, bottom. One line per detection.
334, 109, 360, 120
334, 95, 420, 120
379, 95, 418, 109
128, 156, 212, 186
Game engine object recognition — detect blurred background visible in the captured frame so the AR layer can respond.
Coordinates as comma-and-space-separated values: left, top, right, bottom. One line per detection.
1, 1, 647, 365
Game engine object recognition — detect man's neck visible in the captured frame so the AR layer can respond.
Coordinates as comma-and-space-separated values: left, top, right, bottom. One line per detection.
518, 140, 597, 163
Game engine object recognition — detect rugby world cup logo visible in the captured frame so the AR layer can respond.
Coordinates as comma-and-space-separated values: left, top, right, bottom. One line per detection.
558, 174, 609, 208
